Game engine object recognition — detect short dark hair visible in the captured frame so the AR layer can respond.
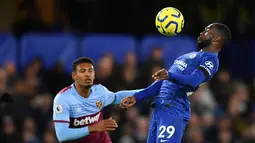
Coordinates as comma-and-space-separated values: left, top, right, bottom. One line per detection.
214, 23, 232, 45
72, 57, 94, 72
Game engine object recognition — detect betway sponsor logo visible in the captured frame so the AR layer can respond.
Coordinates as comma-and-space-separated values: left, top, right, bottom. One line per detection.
73, 112, 101, 126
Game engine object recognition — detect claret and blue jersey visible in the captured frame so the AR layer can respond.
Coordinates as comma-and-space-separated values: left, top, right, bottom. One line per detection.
53, 84, 141, 143
53, 84, 116, 143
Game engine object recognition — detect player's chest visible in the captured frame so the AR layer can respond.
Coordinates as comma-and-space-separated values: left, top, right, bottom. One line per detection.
172, 53, 201, 72
69, 97, 104, 117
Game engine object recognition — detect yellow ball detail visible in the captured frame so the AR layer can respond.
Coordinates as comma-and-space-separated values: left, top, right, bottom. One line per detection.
155, 7, 184, 36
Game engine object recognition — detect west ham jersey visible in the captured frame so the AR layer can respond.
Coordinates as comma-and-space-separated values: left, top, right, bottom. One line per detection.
53, 84, 116, 143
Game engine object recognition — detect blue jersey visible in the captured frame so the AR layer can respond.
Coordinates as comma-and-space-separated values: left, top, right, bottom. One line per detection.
155, 51, 219, 120
134, 51, 219, 143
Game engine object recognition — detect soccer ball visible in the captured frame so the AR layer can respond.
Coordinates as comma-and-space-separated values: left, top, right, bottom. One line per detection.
155, 7, 184, 36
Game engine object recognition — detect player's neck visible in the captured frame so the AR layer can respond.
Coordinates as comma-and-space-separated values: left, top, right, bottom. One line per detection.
74, 83, 91, 98
200, 46, 219, 54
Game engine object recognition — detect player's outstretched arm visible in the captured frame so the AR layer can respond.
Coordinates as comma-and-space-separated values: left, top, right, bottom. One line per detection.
112, 89, 142, 105
133, 80, 163, 101
118, 80, 163, 109
102, 81, 162, 107
102, 86, 143, 106
119, 80, 163, 108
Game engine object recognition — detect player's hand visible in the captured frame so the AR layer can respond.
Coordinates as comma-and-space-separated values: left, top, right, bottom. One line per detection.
89, 117, 118, 133
120, 96, 136, 109
152, 68, 169, 80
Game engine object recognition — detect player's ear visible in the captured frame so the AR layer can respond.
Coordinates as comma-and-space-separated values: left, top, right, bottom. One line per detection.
212, 36, 222, 43
72, 72, 76, 80
92, 69, 95, 80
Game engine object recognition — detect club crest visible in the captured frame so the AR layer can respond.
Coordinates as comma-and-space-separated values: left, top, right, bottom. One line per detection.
96, 100, 102, 108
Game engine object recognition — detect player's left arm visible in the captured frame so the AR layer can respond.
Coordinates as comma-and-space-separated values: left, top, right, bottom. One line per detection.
159, 57, 218, 88
101, 85, 142, 106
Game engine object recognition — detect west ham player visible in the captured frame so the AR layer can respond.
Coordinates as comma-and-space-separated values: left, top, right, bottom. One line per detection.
53, 57, 141, 143
120, 23, 231, 143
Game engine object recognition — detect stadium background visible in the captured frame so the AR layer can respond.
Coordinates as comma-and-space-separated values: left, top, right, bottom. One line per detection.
0, 0, 254, 143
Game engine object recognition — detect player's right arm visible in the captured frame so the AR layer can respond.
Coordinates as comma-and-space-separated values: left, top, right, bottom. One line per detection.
53, 94, 118, 142
53, 95, 90, 142
153, 56, 219, 88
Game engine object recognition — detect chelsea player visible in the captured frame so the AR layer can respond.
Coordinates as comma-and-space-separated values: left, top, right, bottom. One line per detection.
120, 23, 231, 143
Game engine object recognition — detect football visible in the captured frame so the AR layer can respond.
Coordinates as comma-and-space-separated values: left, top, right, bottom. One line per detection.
155, 7, 184, 36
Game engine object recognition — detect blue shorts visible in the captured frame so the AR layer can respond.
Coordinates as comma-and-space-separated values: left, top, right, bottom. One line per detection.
147, 105, 188, 143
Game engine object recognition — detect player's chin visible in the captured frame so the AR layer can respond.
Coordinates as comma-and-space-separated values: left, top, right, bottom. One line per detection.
197, 37, 202, 43
83, 82, 93, 88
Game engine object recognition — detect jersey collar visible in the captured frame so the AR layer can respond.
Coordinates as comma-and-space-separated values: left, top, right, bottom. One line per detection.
71, 83, 93, 98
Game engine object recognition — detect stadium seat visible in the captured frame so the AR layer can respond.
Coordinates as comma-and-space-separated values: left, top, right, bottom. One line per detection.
81, 34, 136, 64
20, 34, 78, 73
0, 34, 16, 67
140, 36, 197, 68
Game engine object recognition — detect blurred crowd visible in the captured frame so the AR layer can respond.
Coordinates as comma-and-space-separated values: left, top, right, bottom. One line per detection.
0, 0, 254, 143
0, 47, 254, 143
6, 0, 254, 39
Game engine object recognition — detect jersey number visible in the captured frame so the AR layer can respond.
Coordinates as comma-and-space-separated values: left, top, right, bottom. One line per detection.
158, 125, 175, 139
